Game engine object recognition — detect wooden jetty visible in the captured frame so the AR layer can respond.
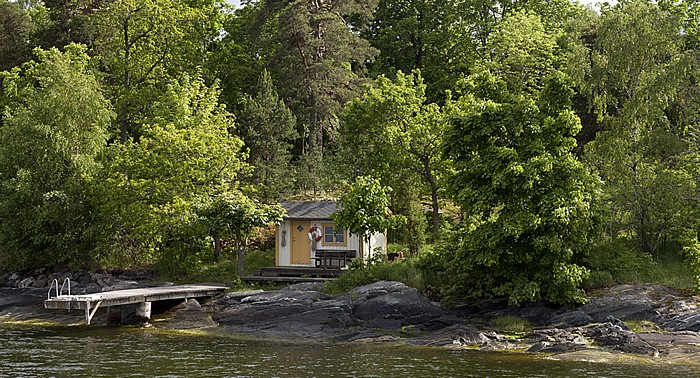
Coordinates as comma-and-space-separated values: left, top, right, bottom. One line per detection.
44, 283, 227, 325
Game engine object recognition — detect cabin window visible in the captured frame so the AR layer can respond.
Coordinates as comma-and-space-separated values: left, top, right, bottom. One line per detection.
323, 224, 346, 246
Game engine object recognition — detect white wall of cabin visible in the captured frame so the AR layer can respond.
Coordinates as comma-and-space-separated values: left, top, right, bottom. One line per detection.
364, 232, 387, 260
276, 219, 386, 267
276, 220, 291, 266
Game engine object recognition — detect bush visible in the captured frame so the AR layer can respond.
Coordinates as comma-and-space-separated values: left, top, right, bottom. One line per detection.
325, 254, 426, 294
244, 248, 276, 275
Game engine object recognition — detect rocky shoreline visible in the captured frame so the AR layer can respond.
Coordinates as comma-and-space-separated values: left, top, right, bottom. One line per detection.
2, 271, 700, 364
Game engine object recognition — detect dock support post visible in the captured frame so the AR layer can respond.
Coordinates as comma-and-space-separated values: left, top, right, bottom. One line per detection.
85, 301, 102, 325
136, 301, 152, 322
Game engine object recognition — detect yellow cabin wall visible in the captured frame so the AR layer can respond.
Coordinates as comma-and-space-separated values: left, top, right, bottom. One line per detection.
276, 219, 386, 267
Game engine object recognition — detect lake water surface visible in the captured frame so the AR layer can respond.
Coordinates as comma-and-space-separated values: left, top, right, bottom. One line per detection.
1, 324, 699, 377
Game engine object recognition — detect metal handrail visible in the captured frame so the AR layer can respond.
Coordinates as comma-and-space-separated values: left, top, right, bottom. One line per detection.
47, 278, 71, 299
60, 278, 70, 296
47, 279, 59, 299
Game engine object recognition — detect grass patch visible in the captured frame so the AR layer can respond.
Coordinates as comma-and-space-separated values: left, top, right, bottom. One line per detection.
173, 258, 239, 284
489, 315, 533, 333
626, 320, 662, 333
583, 238, 696, 291
160, 248, 279, 291
244, 248, 276, 275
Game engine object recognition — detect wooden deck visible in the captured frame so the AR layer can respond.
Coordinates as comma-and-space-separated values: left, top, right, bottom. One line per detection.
44, 284, 227, 325
242, 266, 343, 283
242, 276, 335, 283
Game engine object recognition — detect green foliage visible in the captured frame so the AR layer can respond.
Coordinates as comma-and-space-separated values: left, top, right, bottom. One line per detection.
389, 183, 428, 253
443, 71, 599, 305
0, 0, 35, 71
485, 10, 560, 95
332, 176, 402, 254
3, 0, 700, 299
237, 69, 298, 200
573, 0, 696, 256
678, 235, 700, 291
660, 0, 700, 51
411, 247, 454, 302
367, 0, 470, 103
40, 0, 95, 49
94, 73, 245, 271
259, 0, 380, 192
209, 3, 269, 110
199, 193, 285, 239
0, 44, 113, 271
90, 0, 221, 142
161, 248, 276, 286
341, 71, 449, 245
244, 248, 276, 276
167, 256, 241, 285
584, 238, 695, 290
197, 190, 284, 277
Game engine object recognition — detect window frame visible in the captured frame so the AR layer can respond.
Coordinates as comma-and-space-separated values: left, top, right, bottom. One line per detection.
321, 223, 347, 247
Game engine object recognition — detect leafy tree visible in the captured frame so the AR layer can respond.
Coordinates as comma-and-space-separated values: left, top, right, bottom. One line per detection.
366, 0, 470, 103
0, 0, 34, 71
460, 0, 577, 50
0, 44, 113, 270
209, 2, 272, 111
39, 0, 96, 49
570, 0, 694, 256
332, 176, 401, 259
443, 71, 598, 305
484, 10, 560, 95
198, 192, 284, 277
237, 70, 298, 200
259, 0, 379, 193
660, 0, 700, 51
95, 74, 246, 271
342, 71, 448, 238
89, 0, 222, 142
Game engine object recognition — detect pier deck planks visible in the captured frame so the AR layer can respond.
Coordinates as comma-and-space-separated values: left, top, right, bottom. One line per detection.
44, 284, 227, 310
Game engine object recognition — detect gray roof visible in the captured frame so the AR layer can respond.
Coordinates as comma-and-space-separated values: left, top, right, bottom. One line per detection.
282, 201, 340, 220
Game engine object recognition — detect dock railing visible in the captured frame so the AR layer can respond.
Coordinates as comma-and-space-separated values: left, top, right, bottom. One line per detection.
47, 278, 71, 300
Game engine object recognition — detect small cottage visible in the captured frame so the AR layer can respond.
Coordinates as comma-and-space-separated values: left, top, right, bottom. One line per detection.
276, 201, 386, 269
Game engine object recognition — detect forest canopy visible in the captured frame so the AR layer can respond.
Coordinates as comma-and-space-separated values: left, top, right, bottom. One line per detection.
2, 0, 700, 304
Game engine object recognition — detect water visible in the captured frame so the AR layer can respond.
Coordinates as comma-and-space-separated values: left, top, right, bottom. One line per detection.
1, 324, 699, 377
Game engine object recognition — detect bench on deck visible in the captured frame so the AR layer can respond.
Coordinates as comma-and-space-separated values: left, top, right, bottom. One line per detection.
314, 249, 357, 269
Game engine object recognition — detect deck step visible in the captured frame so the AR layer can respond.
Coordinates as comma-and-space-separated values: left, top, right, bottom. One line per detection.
255, 266, 343, 279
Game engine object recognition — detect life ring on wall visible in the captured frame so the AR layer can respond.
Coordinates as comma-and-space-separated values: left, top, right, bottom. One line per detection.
308, 226, 322, 242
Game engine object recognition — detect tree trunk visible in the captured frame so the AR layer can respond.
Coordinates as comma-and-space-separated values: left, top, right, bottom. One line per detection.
236, 228, 244, 279
213, 232, 221, 262
120, 18, 131, 143
430, 184, 440, 234
365, 235, 371, 262
420, 154, 440, 234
